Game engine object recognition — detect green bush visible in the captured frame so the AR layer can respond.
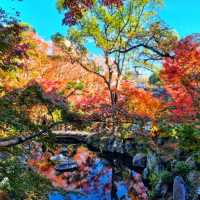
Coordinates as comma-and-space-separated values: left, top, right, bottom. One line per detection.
148, 172, 159, 187
174, 161, 191, 176
160, 170, 172, 184
177, 125, 200, 152
0, 156, 52, 200
163, 124, 200, 152
147, 190, 156, 200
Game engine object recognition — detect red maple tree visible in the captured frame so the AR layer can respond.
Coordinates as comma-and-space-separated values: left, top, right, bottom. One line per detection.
161, 34, 200, 122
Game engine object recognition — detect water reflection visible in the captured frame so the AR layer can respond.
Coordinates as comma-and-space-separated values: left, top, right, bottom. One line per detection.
28, 145, 142, 200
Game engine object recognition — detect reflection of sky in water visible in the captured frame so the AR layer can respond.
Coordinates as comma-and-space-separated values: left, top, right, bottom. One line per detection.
48, 192, 64, 200
49, 158, 113, 200
115, 182, 130, 200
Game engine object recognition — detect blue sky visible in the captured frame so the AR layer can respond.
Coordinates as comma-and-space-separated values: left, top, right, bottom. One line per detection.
1, 0, 200, 41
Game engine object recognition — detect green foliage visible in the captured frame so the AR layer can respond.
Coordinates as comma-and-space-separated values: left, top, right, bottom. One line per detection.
149, 72, 161, 85
148, 172, 159, 187
66, 81, 84, 90
0, 156, 52, 200
61, 0, 177, 72
56, 0, 65, 11
177, 125, 200, 151
37, 132, 57, 151
160, 170, 172, 184
51, 32, 65, 43
0, 97, 38, 133
174, 161, 191, 176
160, 123, 200, 152
169, 125, 200, 152
0, 82, 71, 137
118, 123, 133, 139
147, 172, 159, 200
147, 190, 156, 200
147, 170, 172, 199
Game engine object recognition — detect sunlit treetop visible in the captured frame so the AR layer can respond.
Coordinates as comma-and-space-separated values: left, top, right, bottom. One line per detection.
57, 0, 177, 65
58, 0, 161, 25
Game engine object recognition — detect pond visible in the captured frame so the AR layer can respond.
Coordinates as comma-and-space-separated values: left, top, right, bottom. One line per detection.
28, 144, 147, 200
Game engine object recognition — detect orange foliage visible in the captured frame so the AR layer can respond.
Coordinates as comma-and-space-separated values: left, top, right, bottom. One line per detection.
119, 81, 163, 120
73, 79, 163, 122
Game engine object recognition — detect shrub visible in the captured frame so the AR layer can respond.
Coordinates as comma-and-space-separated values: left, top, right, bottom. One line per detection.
177, 125, 200, 152
0, 156, 52, 200
174, 161, 191, 176
148, 172, 159, 187
160, 170, 172, 184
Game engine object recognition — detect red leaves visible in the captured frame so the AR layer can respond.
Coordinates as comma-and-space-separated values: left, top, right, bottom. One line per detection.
62, 0, 123, 26
161, 35, 200, 122
75, 88, 110, 113
63, 11, 77, 26
38, 78, 62, 93
0, 24, 30, 70
102, 0, 123, 7
62, 0, 94, 25
73, 80, 163, 122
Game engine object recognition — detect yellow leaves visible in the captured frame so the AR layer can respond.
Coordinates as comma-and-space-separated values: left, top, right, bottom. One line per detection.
52, 109, 62, 122
149, 124, 160, 137
127, 31, 136, 39
56, 0, 66, 11
141, 0, 149, 5
132, 95, 162, 119
28, 104, 49, 124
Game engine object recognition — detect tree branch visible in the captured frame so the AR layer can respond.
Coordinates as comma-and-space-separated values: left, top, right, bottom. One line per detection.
108, 43, 173, 58
0, 123, 57, 147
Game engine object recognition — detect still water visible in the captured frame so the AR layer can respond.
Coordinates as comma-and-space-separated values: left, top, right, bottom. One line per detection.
28, 145, 144, 200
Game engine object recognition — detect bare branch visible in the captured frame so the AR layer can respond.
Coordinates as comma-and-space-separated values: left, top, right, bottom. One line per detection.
108, 43, 173, 58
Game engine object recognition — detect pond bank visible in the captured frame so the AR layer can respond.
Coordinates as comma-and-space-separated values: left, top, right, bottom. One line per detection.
27, 133, 200, 200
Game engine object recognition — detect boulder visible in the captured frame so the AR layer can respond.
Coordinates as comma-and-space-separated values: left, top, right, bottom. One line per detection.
55, 158, 77, 172
142, 168, 149, 180
50, 154, 67, 163
132, 153, 146, 169
173, 176, 186, 200
155, 179, 168, 198
114, 139, 124, 154
17, 154, 29, 167
107, 138, 124, 153
0, 152, 11, 161
147, 152, 163, 174
185, 152, 200, 169
107, 137, 115, 151
124, 141, 133, 153
196, 187, 200, 197
187, 170, 200, 199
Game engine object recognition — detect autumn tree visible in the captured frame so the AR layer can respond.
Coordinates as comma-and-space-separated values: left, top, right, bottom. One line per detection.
56, 0, 177, 132
160, 34, 200, 123
0, 6, 29, 71
0, 20, 82, 146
